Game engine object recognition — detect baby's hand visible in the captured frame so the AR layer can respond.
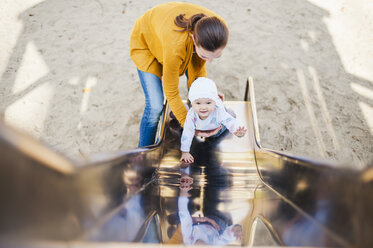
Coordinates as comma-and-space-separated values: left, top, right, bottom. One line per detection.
179, 174, 193, 197
180, 152, 194, 163
179, 184, 193, 197
179, 174, 193, 185
234, 126, 247, 137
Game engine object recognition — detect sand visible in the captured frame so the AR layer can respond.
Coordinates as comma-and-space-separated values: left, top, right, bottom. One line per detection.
0, 0, 372, 168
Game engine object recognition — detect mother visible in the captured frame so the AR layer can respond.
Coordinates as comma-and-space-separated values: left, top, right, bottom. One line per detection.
130, 2, 229, 147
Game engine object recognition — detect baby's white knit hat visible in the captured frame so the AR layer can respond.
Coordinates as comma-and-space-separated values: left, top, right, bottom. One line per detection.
189, 77, 220, 104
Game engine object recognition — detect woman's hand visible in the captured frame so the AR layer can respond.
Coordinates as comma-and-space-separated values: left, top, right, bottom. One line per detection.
192, 217, 220, 231
195, 125, 222, 137
218, 92, 225, 101
180, 152, 194, 163
234, 126, 247, 137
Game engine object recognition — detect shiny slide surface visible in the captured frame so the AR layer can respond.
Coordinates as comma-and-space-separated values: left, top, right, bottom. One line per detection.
0, 80, 372, 247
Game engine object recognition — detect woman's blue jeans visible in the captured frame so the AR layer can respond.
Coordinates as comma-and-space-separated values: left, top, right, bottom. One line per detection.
137, 69, 164, 147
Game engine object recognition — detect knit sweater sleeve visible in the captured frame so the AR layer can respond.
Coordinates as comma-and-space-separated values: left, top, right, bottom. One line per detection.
187, 54, 207, 88
162, 45, 189, 127
196, 63, 207, 78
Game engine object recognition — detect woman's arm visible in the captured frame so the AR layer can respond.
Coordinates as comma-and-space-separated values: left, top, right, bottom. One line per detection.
195, 125, 222, 137
162, 45, 188, 126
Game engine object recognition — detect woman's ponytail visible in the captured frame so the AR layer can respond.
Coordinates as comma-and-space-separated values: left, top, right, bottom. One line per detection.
174, 13, 206, 32
174, 13, 229, 52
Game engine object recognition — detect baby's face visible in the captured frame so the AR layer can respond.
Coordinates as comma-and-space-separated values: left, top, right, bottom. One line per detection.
192, 98, 216, 120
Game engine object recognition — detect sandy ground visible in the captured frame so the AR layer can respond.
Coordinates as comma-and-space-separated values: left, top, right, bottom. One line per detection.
0, 0, 372, 168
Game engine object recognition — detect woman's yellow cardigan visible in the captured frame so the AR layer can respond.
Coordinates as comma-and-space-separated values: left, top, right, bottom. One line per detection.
130, 2, 226, 126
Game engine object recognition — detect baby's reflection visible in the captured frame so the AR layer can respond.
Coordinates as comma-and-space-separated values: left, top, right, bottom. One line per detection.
178, 174, 242, 245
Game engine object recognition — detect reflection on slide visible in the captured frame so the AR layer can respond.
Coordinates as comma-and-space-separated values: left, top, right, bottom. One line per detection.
0, 80, 372, 247
177, 175, 242, 245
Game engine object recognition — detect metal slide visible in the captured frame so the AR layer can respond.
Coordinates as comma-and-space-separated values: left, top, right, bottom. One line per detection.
0, 78, 372, 247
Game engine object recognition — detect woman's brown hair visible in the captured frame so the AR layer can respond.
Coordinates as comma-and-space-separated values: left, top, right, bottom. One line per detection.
174, 13, 229, 52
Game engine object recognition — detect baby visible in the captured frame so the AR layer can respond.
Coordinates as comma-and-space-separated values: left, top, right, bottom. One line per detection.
180, 77, 247, 163
178, 174, 243, 245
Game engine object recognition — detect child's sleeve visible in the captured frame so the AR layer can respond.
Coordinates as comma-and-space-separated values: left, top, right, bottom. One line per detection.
180, 112, 195, 152
218, 108, 240, 134
178, 196, 194, 245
